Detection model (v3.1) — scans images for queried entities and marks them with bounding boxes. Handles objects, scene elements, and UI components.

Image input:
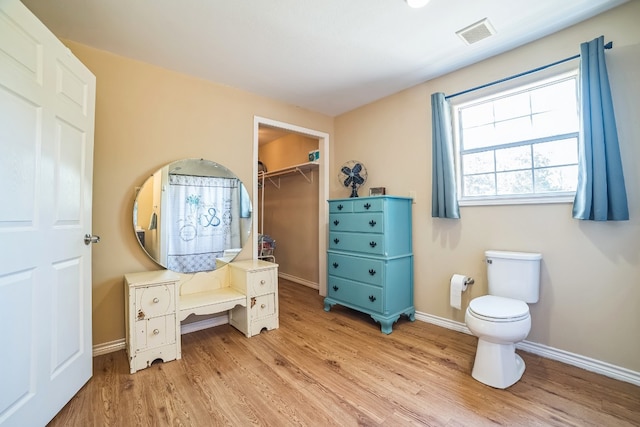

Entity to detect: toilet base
[471,339,526,389]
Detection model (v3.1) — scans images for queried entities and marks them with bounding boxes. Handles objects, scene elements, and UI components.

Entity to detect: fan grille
[338,160,367,198]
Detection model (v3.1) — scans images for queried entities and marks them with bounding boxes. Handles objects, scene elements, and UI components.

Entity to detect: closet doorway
[253,117,329,296]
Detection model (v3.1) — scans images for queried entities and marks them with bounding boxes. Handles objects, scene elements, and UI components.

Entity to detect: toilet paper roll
[450,274,468,310]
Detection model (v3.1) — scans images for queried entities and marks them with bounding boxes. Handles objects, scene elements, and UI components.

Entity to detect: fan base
[350,183,359,198]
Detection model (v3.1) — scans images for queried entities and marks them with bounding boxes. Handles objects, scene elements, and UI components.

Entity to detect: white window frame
[451,69,580,206]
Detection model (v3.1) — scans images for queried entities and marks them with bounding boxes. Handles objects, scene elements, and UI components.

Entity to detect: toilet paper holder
[465,277,475,285]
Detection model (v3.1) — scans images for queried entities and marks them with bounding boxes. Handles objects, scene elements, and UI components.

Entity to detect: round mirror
[133,158,252,273]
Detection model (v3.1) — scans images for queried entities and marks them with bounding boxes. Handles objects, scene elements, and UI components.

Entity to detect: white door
[0,1,96,426]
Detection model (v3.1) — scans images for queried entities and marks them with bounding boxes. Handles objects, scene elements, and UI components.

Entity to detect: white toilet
[465,250,542,389]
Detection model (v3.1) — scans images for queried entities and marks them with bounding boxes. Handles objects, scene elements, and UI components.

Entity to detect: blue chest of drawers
[324,196,415,334]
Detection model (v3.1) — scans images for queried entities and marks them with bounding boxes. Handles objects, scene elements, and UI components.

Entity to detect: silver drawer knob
[260,279,266,285]
[153,297,159,303]
[153,329,159,335]
[261,304,266,309]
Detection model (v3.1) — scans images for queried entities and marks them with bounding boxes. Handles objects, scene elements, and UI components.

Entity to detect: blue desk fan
[338,160,367,198]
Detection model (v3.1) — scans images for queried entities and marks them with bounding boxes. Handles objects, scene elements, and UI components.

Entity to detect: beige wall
[259,135,320,284]
[65,41,333,346]
[334,1,640,372]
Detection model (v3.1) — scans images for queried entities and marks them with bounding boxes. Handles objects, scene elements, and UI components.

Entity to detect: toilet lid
[468,295,529,322]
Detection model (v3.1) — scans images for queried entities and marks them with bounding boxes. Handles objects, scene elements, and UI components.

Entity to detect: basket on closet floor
[258,234,276,260]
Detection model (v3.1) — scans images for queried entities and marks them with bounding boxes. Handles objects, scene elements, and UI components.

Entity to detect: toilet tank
[485,250,542,303]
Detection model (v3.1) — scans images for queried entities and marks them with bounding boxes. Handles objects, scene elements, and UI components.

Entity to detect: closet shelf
[259,161,318,188]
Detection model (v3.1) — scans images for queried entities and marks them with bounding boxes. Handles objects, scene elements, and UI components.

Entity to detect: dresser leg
[323,299,336,312]
[405,309,416,322]
[372,315,400,334]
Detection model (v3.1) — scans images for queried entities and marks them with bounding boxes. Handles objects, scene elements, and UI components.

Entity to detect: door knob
[84,234,101,245]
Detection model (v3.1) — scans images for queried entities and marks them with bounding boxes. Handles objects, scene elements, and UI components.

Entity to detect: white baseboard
[278,272,318,290]
[93,338,125,356]
[91,315,229,357]
[415,310,640,387]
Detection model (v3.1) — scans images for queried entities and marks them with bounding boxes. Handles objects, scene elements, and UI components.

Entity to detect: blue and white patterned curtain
[167,175,242,272]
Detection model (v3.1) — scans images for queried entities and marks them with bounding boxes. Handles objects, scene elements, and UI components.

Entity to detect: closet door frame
[253,116,329,296]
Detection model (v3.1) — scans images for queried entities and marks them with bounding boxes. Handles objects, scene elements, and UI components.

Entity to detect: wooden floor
[49,279,639,426]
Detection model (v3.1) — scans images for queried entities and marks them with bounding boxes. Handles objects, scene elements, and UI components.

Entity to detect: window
[453,71,579,205]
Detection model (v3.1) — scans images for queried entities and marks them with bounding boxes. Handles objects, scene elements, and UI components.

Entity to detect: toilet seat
[468,295,529,322]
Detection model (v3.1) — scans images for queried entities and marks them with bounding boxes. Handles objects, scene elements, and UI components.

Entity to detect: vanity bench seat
[178,260,279,336]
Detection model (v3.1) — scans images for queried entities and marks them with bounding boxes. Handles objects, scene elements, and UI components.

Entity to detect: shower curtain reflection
[167,174,242,273]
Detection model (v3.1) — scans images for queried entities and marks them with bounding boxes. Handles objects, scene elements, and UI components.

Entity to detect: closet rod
[444,41,613,100]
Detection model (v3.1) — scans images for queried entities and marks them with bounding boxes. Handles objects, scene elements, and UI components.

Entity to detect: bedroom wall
[64,41,333,346]
[334,1,640,373]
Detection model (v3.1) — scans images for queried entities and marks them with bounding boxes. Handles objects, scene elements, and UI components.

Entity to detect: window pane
[461,124,496,150]
[460,103,494,128]
[463,151,494,174]
[534,165,578,192]
[493,92,530,121]
[495,145,531,172]
[531,80,576,114]
[531,110,578,137]
[533,138,578,167]
[464,173,495,196]
[497,170,533,194]
[494,116,532,144]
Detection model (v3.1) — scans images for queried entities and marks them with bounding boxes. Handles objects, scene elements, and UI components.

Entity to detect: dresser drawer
[247,270,276,296]
[327,277,383,313]
[328,252,384,286]
[329,232,385,255]
[135,314,176,352]
[135,284,175,320]
[353,198,383,212]
[329,200,353,213]
[329,212,383,233]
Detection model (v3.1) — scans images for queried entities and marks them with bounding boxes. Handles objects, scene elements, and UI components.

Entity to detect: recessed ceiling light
[405,0,430,8]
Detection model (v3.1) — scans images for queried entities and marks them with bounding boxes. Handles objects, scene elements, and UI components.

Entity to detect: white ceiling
[22,0,627,117]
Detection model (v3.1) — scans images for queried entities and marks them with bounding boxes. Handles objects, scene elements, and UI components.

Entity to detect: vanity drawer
[328,252,384,286]
[247,270,276,296]
[135,284,175,319]
[135,314,176,352]
[250,294,276,320]
[329,232,385,256]
[327,277,383,313]
[329,213,384,233]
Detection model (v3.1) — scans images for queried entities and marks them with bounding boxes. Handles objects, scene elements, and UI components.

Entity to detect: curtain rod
[445,41,613,100]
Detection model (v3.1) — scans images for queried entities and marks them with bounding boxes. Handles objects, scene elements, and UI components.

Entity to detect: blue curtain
[431,92,460,219]
[572,36,629,221]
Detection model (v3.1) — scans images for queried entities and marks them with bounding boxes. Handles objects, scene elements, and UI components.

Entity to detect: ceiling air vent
[456,18,496,45]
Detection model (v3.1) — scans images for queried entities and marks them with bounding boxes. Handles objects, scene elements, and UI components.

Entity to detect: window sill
[459,193,575,207]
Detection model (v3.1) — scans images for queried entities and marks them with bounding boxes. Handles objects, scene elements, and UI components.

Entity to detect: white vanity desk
[125,259,278,373]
